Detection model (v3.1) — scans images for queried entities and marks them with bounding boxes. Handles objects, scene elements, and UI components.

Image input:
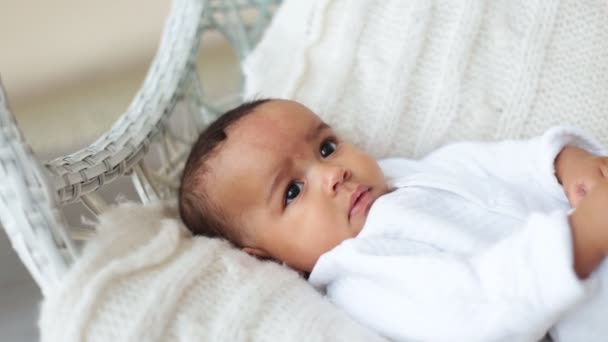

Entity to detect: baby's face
[206,100,388,272]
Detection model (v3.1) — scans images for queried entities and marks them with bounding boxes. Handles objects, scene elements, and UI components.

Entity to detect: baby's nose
[324,165,351,193]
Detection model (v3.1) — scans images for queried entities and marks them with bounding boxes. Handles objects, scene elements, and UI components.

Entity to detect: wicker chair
[0,0,280,296]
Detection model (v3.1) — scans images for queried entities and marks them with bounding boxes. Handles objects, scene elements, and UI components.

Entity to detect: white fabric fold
[309,127,607,342]
[245,0,608,159]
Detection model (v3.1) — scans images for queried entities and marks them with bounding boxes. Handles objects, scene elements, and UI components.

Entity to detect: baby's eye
[320,139,337,158]
[284,181,303,206]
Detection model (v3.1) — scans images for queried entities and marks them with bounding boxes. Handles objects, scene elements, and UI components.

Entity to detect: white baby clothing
[308,126,608,342]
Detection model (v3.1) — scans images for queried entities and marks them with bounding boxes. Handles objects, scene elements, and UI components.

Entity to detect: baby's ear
[242,247,271,258]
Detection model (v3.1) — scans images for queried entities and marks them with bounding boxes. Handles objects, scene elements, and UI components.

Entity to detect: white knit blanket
[39,203,386,342]
[244,0,608,159]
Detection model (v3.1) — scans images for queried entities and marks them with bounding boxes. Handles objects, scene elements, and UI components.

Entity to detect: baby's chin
[351,224,365,238]
[350,204,373,237]
[352,186,388,236]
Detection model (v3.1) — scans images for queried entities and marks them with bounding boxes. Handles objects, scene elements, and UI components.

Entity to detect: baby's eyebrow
[265,121,329,205]
[305,121,330,142]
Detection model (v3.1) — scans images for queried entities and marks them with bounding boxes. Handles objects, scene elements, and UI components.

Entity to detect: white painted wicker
[0,81,73,292]
[0,0,279,295]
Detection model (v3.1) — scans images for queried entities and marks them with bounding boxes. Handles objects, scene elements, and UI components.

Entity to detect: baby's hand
[569,180,608,278]
[555,146,608,208]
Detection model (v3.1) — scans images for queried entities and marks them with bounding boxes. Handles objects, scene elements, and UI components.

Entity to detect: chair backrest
[0,0,280,295]
[0,79,73,293]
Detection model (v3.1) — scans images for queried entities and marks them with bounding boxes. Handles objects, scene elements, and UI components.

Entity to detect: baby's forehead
[228,101,324,149]
[203,105,312,207]
[207,101,327,182]
[204,101,334,215]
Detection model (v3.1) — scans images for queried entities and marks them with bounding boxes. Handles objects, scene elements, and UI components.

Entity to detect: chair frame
[0,0,279,295]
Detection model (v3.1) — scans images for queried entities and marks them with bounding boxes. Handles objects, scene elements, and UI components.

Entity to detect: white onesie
[309,126,608,342]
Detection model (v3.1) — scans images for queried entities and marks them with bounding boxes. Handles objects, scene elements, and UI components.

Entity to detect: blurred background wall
[0,1,239,340]
[1,1,171,156]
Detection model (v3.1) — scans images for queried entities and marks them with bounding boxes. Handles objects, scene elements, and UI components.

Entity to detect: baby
[179,99,608,342]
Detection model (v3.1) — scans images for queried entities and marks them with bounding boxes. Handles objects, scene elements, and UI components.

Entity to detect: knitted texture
[38,203,387,342]
[244,0,608,159]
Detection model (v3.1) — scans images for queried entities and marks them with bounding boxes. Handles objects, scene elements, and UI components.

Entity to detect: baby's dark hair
[178,98,272,245]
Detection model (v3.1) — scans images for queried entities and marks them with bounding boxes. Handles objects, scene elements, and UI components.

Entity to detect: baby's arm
[567,180,608,278]
[552,143,608,275]
[421,126,607,206]
[420,127,608,277]
[313,211,588,341]
[314,193,608,341]
[549,180,608,342]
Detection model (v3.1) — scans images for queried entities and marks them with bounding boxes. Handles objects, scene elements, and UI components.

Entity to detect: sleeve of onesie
[418,126,607,204]
[309,211,594,342]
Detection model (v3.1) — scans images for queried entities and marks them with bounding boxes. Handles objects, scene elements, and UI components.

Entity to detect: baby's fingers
[600,157,608,179]
[578,157,608,199]
[569,170,605,208]
[576,180,608,213]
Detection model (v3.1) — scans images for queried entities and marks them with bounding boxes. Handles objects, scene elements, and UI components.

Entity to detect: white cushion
[244,0,608,159]
[39,203,387,341]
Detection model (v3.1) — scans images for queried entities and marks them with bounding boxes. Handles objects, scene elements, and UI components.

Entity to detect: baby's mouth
[349,185,373,219]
